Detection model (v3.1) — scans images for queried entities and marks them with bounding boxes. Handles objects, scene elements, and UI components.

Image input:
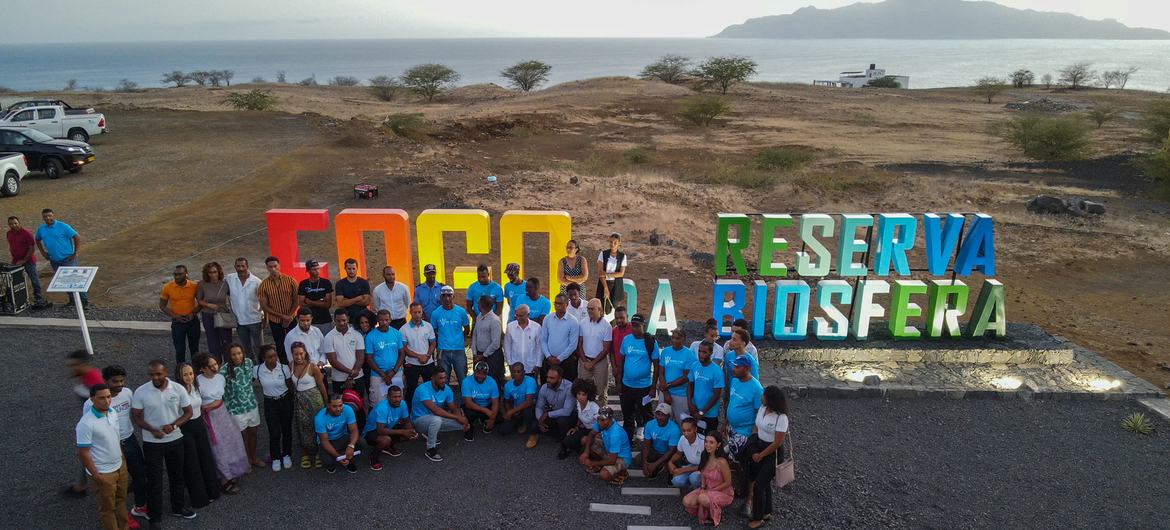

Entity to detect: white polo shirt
[677,433,706,466]
[400,319,437,366]
[227,272,264,326]
[83,388,134,441]
[131,380,191,444]
[373,281,412,320]
[285,324,326,365]
[254,363,292,398]
[579,317,614,360]
[324,327,365,382]
[76,408,123,474]
[566,300,589,324]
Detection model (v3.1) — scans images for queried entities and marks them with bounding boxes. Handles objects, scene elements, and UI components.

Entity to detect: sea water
[1,38,1168,92]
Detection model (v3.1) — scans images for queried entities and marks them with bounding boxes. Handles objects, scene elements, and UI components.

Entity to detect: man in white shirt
[324,309,367,398]
[400,301,438,407]
[285,308,326,366]
[131,360,197,524]
[565,283,589,323]
[373,265,412,329]
[228,257,264,359]
[577,298,613,405]
[504,304,543,378]
[77,383,129,530]
[82,365,147,516]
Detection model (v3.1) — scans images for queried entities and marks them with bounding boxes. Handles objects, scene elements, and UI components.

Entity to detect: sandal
[300,456,311,469]
[314,456,323,468]
[608,471,629,486]
[746,520,765,529]
[223,482,241,495]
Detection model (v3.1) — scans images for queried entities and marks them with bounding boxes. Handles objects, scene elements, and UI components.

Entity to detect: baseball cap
[654,402,672,416]
[424,264,437,274]
[305,259,320,269]
[730,355,754,368]
[440,285,455,295]
[597,406,614,419]
[630,313,646,325]
[474,361,489,372]
[505,263,520,274]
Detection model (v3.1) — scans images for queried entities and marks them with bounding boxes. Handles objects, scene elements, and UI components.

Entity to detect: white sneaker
[271,460,281,472]
[282,456,293,469]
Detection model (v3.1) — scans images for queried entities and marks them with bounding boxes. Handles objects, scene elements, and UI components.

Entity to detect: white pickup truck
[0,153,29,197]
[0,105,107,143]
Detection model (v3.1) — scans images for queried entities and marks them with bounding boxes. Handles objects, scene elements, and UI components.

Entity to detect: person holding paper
[614,313,659,441]
[314,394,360,474]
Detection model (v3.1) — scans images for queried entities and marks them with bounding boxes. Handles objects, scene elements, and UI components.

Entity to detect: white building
[814,64,910,89]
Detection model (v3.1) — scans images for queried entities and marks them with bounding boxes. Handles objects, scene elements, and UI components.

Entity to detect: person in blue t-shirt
[579,406,633,484]
[411,370,469,462]
[365,310,406,407]
[430,286,471,387]
[414,263,445,321]
[615,314,659,440]
[516,277,552,324]
[465,264,505,317]
[460,362,500,440]
[498,362,538,437]
[35,208,88,306]
[362,386,416,470]
[723,355,764,454]
[314,394,360,473]
[657,328,697,423]
[639,402,681,478]
[687,340,725,434]
[723,328,761,382]
[502,263,527,322]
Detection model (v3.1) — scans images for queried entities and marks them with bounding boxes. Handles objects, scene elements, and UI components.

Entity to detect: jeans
[672,470,702,490]
[21,262,45,303]
[120,436,148,508]
[439,349,468,384]
[199,312,231,361]
[170,318,201,364]
[235,323,262,360]
[264,393,294,460]
[50,257,87,304]
[403,363,438,408]
[269,321,291,362]
[92,463,129,530]
[414,414,464,449]
[142,439,187,522]
[619,384,652,441]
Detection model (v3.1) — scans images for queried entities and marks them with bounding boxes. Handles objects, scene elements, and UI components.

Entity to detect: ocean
[1,38,1169,92]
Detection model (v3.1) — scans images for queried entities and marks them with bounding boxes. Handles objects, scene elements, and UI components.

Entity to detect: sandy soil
[5,78,1169,391]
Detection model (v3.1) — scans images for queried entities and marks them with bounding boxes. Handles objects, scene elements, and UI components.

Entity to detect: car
[0,127,95,179]
[0,152,29,197]
[0,105,108,143]
[1,99,95,115]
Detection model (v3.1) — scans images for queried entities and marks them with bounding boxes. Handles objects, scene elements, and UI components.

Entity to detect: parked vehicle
[0,105,107,143]
[1,99,95,115]
[0,127,95,179]
[0,152,29,197]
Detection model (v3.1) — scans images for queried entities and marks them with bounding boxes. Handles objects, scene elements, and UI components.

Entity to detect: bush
[867,76,902,89]
[1010,69,1034,88]
[1085,104,1120,129]
[0,86,16,94]
[501,60,552,92]
[383,113,428,139]
[276,71,287,83]
[368,76,401,101]
[973,76,1007,103]
[1058,62,1096,89]
[755,147,815,171]
[401,64,460,102]
[1041,73,1053,89]
[640,55,692,84]
[691,56,757,94]
[1141,100,1170,143]
[329,76,361,87]
[297,74,318,86]
[996,114,1092,161]
[114,79,140,93]
[251,77,267,84]
[63,79,78,91]
[1142,132,1170,182]
[678,96,730,126]
[622,148,652,164]
[222,89,277,111]
[161,71,188,87]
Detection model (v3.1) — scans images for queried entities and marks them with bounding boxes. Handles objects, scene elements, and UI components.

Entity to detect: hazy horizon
[2,0,1168,44]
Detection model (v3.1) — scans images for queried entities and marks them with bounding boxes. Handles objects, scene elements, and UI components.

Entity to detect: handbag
[213,283,237,328]
[774,433,795,489]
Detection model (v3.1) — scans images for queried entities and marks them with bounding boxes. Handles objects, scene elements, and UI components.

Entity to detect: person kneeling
[578,407,632,485]
[559,379,599,460]
[460,362,500,441]
[498,362,538,439]
[668,418,705,492]
[314,394,361,474]
[362,386,417,471]
[639,402,681,479]
[411,370,469,462]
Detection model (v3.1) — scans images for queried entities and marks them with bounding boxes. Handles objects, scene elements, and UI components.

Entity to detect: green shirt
[221,358,258,415]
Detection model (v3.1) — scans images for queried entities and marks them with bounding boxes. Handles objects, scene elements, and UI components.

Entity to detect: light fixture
[991,376,1023,390]
[1088,378,1121,391]
[845,369,882,383]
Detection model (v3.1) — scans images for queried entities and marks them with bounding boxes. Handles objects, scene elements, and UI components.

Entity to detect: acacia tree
[1010,69,1035,89]
[161,71,189,87]
[1059,62,1096,90]
[639,55,692,84]
[974,76,1007,103]
[401,64,461,102]
[221,70,235,86]
[207,70,224,87]
[368,76,401,101]
[692,56,757,94]
[501,60,552,92]
[187,71,209,86]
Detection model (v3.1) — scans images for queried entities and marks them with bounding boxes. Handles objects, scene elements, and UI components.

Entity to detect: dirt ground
[4,79,1169,392]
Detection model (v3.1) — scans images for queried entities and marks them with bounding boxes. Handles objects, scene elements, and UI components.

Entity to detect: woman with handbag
[737,385,789,528]
[194,354,247,493]
[196,262,233,361]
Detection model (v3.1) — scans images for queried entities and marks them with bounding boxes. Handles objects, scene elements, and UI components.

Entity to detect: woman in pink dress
[683,431,735,526]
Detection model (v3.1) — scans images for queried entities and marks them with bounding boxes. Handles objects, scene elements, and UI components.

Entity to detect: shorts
[231,407,262,430]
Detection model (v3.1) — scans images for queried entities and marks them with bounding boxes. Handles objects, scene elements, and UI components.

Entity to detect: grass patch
[674,160,778,189]
[791,171,896,194]
[383,113,429,140]
[623,147,652,164]
[755,146,816,171]
[576,152,621,177]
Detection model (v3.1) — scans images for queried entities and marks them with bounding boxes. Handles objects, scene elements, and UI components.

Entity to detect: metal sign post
[46,266,99,355]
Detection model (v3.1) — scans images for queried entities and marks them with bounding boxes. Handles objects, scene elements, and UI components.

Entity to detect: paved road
[3,328,1169,529]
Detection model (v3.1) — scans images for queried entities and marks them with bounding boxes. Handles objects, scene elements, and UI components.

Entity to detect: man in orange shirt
[160,265,200,364]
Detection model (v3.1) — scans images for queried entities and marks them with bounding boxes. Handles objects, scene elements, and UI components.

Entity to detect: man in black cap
[460,361,500,440]
[414,263,444,321]
[297,259,334,335]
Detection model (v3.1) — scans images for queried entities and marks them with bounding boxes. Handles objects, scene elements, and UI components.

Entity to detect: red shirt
[6,228,36,264]
[611,323,633,366]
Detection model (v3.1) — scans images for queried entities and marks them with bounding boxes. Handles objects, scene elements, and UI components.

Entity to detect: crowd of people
[70,232,790,529]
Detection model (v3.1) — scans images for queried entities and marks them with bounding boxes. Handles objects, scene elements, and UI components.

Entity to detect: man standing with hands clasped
[430,285,470,387]
[160,265,200,365]
[259,256,299,357]
[131,360,197,526]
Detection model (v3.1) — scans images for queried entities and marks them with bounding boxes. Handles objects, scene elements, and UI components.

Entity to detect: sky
[2,0,1167,43]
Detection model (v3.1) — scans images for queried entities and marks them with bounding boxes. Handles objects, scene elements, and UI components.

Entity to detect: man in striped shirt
[259,256,299,353]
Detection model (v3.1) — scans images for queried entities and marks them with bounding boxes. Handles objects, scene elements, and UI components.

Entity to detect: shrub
[63,79,78,91]
[640,55,692,84]
[995,114,1092,161]
[501,60,552,92]
[161,71,188,87]
[622,148,652,164]
[678,96,730,126]
[1058,62,1096,90]
[1085,105,1121,129]
[755,147,815,171]
[691,56,757,94]
[276,70,287,83]
[1141,100,1170,143]
[368,76,401,101]
[1041,73,1053,89]
[973,76,1007,103]
[250,77,267,84]
[1142,132,1170,182]
[383,113,428,139]
[1120,412,1154,435]
[867,76,902,89]
[1010,69,1034,89]
[297,74,318,86]
[329,76,361,87]
[687,161,777,189]
[114,79,140,93]
[401,64,460,102]
[0,86,15,94]
[222,89,277,111]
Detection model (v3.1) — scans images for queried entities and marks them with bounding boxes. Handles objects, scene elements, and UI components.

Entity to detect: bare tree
[1041,73,1053,89]
[207,70,224,87]
[114,79,140,93]
[328,76,361,86]
[276,70,287,83]
[187,71,210,86]
[1117,66,1139,89]
[63,79,78,91]
[973,76,1008,103]
[1010,69,1034,89]
[1058,62,1096,90]
[368,76,400,101]
[640,55,692,84]
[501,60,552,92]
[221,70,235,86]
[1100,71,1122,89]
[161,71,189,87]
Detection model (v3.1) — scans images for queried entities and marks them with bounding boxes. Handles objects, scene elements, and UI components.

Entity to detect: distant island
[713,0,1170,39]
